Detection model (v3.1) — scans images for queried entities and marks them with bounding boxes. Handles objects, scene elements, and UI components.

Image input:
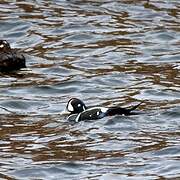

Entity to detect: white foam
[59,109,70,115]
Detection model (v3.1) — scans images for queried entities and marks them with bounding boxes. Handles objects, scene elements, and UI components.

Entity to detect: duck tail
[106,101,144,116]
[128,101,144,112]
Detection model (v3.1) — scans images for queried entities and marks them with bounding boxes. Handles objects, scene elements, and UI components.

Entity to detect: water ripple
[0,0,180,179]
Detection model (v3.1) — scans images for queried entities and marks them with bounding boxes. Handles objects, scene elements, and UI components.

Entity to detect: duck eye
[77,104,81,107]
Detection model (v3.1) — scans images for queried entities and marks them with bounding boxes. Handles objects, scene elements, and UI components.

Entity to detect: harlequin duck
[0,40,26,72]
[66,98,143,122]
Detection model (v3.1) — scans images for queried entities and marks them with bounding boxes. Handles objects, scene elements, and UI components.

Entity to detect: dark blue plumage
[66,98,143,122]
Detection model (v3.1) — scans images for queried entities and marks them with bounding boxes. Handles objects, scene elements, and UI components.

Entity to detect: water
[0,0,180,179]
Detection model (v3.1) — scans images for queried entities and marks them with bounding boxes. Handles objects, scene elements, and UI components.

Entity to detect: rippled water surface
[0,0,180,179]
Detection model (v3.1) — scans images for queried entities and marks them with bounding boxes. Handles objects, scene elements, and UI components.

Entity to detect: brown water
[0,0,180,179]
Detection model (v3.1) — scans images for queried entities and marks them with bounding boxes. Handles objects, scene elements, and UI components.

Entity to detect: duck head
[66,98,87,114]
[0,40,11,52]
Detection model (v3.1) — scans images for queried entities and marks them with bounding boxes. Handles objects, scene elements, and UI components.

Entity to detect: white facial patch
[67,100,74,112]
[78,103,81,107]
[0,44,4,48]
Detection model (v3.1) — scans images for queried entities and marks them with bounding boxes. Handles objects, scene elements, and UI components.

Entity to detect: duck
[66,98,143,122]
[0,40,26,72]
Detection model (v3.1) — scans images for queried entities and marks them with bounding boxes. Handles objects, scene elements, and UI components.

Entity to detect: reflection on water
[0,0,180,179]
